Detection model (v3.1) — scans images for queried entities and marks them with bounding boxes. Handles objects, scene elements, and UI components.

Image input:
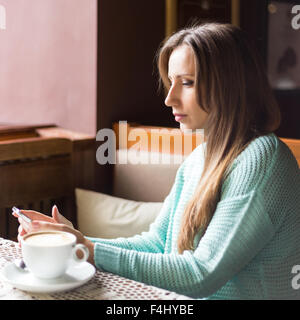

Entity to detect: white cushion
[75,188,163,239]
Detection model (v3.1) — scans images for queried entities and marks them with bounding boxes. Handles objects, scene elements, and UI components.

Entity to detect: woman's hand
[12,205,95,265]
[12,205,73,243]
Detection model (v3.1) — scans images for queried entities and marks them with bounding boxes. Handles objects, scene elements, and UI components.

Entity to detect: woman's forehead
[168,45,195,78]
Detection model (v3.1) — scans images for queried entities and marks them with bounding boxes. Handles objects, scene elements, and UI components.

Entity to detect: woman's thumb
[52,205,63,222]
[52,205,74,228]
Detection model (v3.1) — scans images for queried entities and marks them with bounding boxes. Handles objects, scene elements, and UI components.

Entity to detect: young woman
[14,23,300,299]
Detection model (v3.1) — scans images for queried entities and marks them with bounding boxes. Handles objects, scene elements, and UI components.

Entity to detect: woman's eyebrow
[168,73,195,79]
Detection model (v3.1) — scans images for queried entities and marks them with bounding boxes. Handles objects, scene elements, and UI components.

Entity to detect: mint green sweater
[88,134,300,299]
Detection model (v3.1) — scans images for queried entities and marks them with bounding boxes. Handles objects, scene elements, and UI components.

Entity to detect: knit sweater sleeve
[92,135,299,298]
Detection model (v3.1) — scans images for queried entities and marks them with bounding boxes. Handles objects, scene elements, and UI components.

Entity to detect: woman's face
[165,45,208,131]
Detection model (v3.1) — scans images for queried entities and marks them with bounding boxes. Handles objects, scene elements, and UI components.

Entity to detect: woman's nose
[164,85,178,108]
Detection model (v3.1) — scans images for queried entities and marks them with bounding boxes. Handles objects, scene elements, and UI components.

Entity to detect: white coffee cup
[21,231,89,279]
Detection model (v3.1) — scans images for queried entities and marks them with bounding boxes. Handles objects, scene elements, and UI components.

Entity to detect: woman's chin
[179,124,205,135]
[179,123,190,131]
[179,123,195,131]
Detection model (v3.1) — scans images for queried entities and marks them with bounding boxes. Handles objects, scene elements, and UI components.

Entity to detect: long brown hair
[157,23,281,254]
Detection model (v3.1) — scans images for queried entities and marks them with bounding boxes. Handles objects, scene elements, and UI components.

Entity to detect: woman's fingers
[31,220,70,233]
[17,216,32,233]
[18,224,26,236]
[12,206,79,249]
[12,209,54,236]
[20,210,54,223]
[17,233,22,247]
[17,224,28,247]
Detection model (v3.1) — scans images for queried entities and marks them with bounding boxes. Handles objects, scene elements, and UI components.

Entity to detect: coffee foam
[24,232,73,246]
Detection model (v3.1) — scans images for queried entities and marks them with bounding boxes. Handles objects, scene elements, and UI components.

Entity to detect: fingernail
[54,205,61,215]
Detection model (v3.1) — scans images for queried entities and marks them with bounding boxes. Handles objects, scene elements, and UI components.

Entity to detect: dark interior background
[96,0,300,193]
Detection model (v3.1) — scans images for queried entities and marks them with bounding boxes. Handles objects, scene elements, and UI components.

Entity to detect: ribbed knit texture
[87,133,300,299]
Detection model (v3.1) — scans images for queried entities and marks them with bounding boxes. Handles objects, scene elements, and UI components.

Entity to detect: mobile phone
[12,207,32,223]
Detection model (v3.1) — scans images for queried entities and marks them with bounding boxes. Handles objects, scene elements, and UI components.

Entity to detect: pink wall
[0,0,97,135]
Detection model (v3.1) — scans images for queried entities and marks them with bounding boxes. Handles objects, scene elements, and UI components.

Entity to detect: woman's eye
[182,80,194,86]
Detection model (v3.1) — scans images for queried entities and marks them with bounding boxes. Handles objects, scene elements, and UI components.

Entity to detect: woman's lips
[174,114,187,122]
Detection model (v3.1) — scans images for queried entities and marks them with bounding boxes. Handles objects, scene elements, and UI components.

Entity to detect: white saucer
[0,261,96,293]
